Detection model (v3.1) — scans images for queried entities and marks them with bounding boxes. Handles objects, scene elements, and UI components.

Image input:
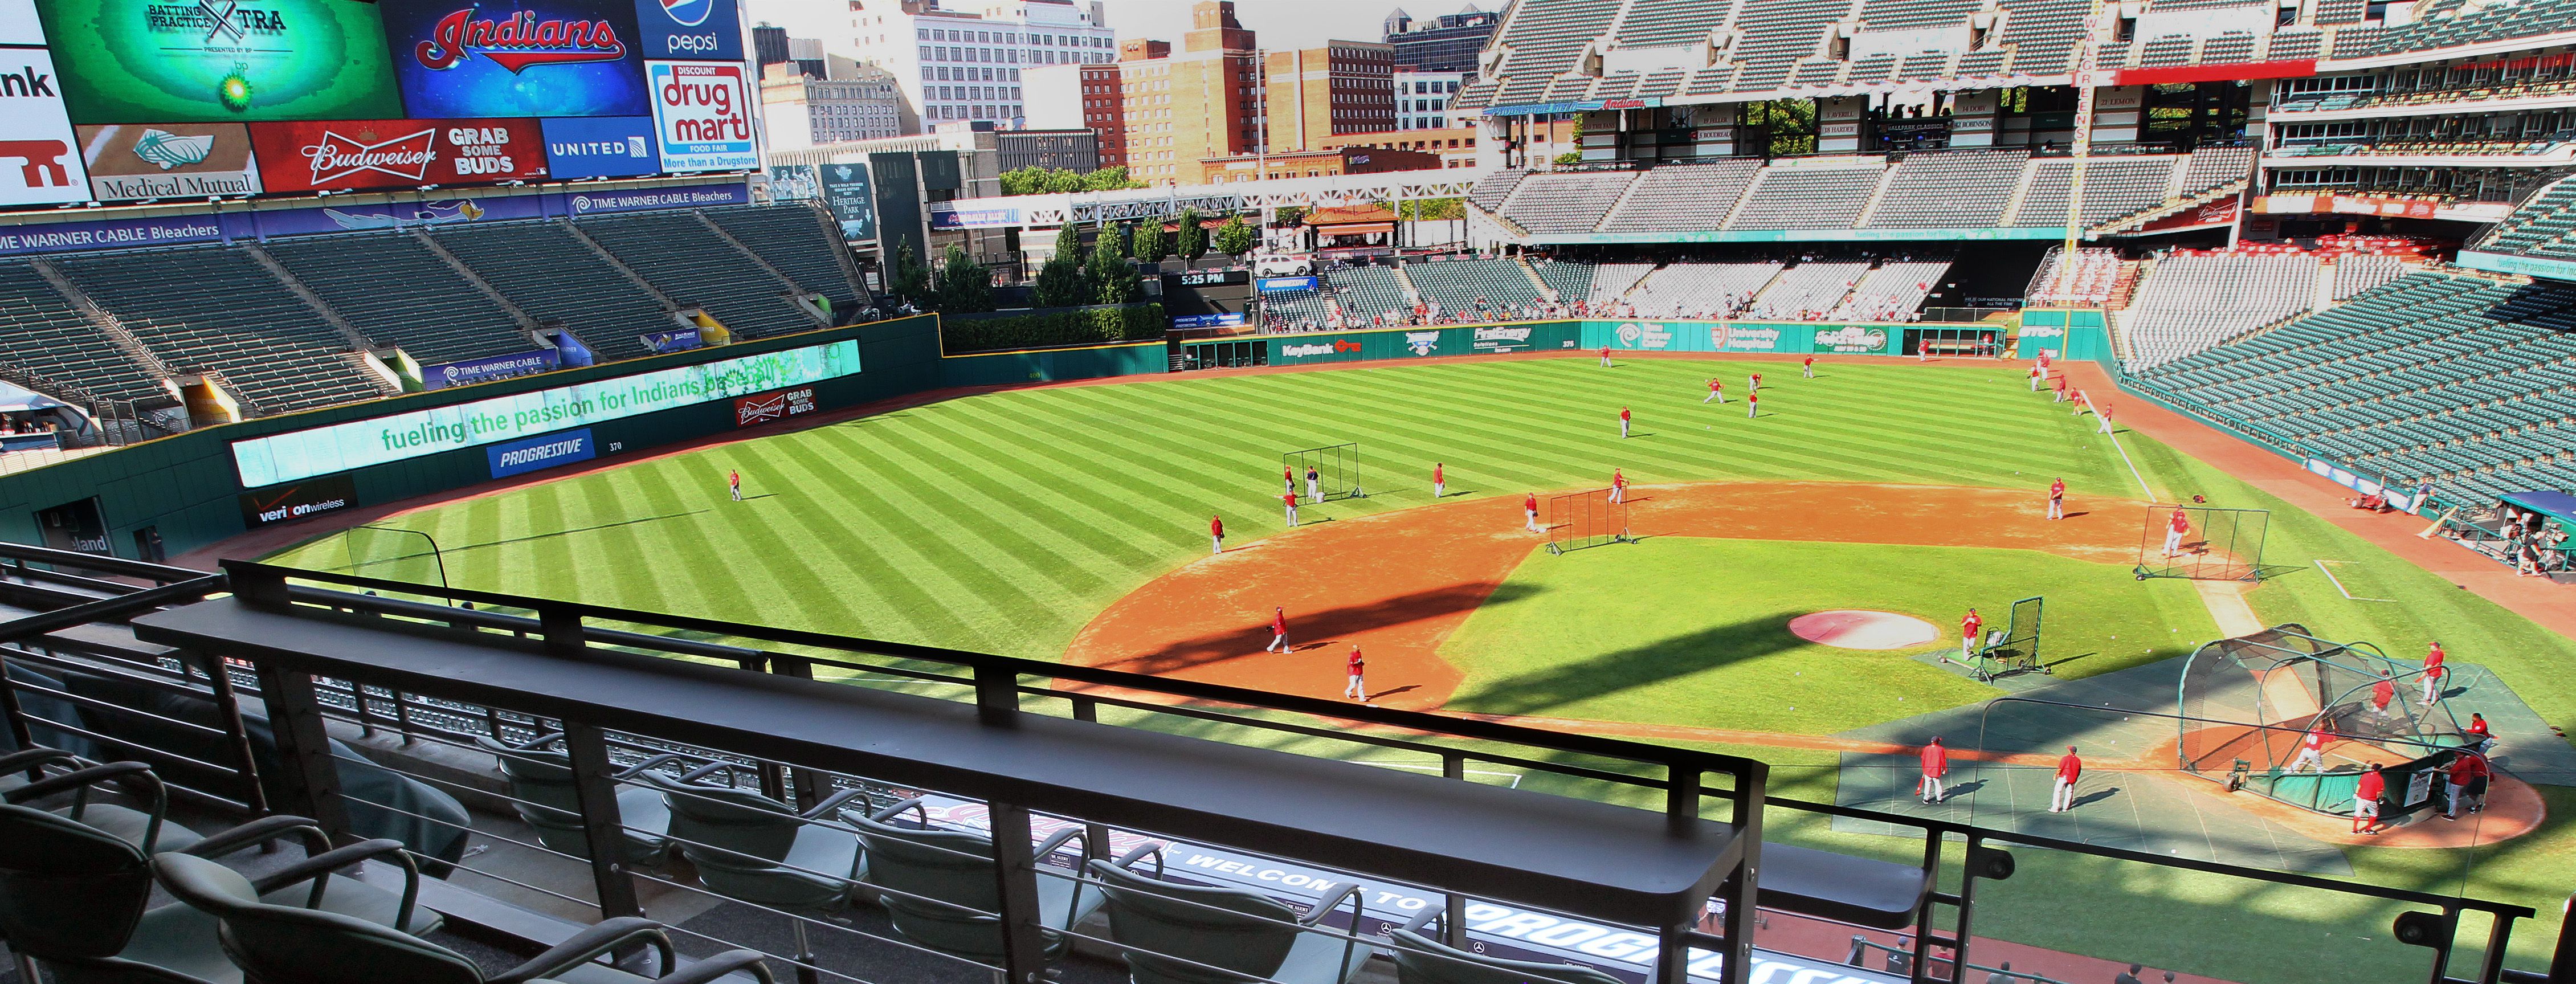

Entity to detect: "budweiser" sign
[248,119,546,192]
[415,9,630,72]
[733,387,817,428]
[301,127,438,185]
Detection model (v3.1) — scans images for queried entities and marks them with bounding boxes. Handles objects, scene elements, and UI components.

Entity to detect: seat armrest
[251,837,422,930]
[646,949,776,984]
[0,747,77,774]
[863,796,927,826]
[799,786,873,821]
[1302,883,1363,927]
[2,761,154,805]
[612,753,696,779]
[180,815,333,859]
[493,917,675,984]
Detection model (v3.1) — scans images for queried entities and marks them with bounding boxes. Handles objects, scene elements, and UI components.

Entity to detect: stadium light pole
[2053,0,2113,304]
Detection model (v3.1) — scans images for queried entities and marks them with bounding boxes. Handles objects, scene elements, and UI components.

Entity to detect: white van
[1254,254,1315,277]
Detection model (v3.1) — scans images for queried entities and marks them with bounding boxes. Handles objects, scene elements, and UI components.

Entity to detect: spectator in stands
[1985,962,2018,984]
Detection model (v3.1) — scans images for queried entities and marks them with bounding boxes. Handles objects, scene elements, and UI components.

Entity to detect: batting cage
[1283,443,1365,501]
[1945,595,2046,682]
[2134,503,2268,581]
[1546,488,1631,555]
[336,525,452,605]
[2175,624,2471,816]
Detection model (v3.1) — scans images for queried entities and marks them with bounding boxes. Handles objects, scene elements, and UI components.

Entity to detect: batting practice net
[336,525,452,606]
[1547,488,1632,554]
[1949,595,2046,681]
[2175,624,2470,815]
[1283,443,1364,501]
[2135,504,2268,581]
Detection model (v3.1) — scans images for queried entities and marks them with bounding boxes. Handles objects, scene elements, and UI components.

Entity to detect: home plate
[1789,610,1939,650]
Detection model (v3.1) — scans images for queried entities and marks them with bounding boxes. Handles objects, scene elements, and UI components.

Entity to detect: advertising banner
[35,496,111,553]
[76,123,263,201]
[1256,275,1317,292]
[0,212,224,254]
[631,0,737,60]
[248,117,546,192]
[2,0,45,44]
[0,47,91,206]
[817,160,875,240]
[1170,313,1244,329]
[423,348,561,389]
[378,0,649,118]
[646,59,754,171]
[928,203,1021,229]
[639,326,700,353]
[38,0,405,123]
[0,178,744,255]
[1468,322,1579,353]
[762,162,815,201]
[236,473,357,528]
[231,336,863,487]
[1811,324,1893,354]
[566,180,744,214]
[540,115,658,178]
[485,426,594,477]
[288,192,546,232]
[731,385,813,427]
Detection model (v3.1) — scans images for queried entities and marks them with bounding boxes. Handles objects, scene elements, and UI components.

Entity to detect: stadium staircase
[22,259,178,400]
[409,229,546,336]
[694,213,834,328]
[1516,256,1560,303]
[239,243,378,352]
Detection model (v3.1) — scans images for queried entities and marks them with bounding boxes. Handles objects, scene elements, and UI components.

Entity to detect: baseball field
[262,354,2576,983]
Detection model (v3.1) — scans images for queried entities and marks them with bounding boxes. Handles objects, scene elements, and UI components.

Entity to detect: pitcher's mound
[1790,610,1940,650]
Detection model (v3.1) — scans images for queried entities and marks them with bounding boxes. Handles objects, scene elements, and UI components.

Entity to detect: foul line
[2313,559,2395,602]
[2079,390,2154,499]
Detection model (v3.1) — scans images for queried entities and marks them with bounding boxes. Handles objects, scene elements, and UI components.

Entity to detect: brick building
[1263,42,1397,156]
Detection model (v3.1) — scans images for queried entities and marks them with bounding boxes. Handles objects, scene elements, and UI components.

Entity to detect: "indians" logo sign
[415,9,629,72]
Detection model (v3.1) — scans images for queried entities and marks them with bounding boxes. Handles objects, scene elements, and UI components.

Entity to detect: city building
[1382,5,1500,73]
[777,0,1118,130]
[1103,3,1265,185]
[1316,126,1480,168]
[1197,145,1439,183]
[1264,42,1398,156]
[1393,70,1463,130]
[762,62,911,149]
[996,129,1102,172]
[1022,61,1129,166]
[753,24,791,71]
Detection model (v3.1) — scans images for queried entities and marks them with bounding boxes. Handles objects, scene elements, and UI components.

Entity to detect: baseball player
[2444,752,2482,820]
[2051,745,2083,812]
[1345,646,1367,700]
[2072,389,2087,415]
[1306,466,1322,504]
[1704,378,1725,403]
[1750,371,1762,393]
[2422,661,2446,705]
[728,469,742,502]
[2162,507,2189,557]
[1524,492,1541,532]
[1610,468,1627,504]
[2467,712,2493,754]
[2353,763,2386,834]
[1619,406,1632,439]
[1432,462,1446,499]
[1210,514,1225,554]
[1960,609,1983,660]
[1599,345,1613,368]
[2052,375,2069,403]
[1802,356,1816,378]
[2371,672,2397,717]
[1282,491,1300,527]
[1920,736,1949,804]
[1284,466,1295,495]
[2097,402,2115,435]
[2029,365,2044,392]
[2291,724,2329,773]
[1265,607,1288,652]
[1746,390,1759,418]
[2047,478,2067,520]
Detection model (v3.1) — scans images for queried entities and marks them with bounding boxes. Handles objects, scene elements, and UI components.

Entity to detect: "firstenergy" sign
[230,340,862,487]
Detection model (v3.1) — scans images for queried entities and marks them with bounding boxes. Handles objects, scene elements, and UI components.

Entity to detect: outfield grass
[270,358,2132,656]
[1440,538,2218,733]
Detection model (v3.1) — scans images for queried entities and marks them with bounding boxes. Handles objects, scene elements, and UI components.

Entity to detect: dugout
[2175,624,2471,816]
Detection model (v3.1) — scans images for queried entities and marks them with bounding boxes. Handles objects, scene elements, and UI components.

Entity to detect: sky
[1096,0,1418,50]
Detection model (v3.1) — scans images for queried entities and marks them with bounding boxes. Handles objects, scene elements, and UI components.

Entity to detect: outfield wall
[1258,319,1969,363]
[938,341,1170,387]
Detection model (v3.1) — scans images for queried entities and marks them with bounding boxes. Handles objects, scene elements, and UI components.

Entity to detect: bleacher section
[2026,247,2127,306]
[1832,260,1952,320]
[2139,270,2576,503]
[1729,166,1884,230]
[2468,174,2576,265]
[1865,151,2029,228]
[2120,251,2324,369]
[1407,258,1545,317]
[1600,160,1762,232]
[1537,260,1654,309]
[703,206,865,307]
[1324,266,1413,323]
[1502,172,1639,234]
[2011,157,2183,227]
[261,235,530,365]
[1629,261,1784,318]
[579,213,814,339]
[2333,255,2410,299]
[429,222,679,362]
[0,263,167,406]
[1745,261,1869,319]
[54,248,390,415]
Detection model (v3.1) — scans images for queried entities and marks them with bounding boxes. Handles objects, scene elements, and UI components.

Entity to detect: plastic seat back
[1385,929,1626,984]
[152,853,477,984]
[850,815,1017,962]
[1089,859,1299,984]
[473,738,589,855]
[0,803,152,959]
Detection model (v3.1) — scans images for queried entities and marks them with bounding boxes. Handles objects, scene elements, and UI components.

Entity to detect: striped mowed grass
[267,357,2134,659]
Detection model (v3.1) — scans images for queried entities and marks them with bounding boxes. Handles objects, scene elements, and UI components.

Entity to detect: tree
[1175,207,1206,262]
[1000,165,1147,195]
[1034,228,1089,308]
[1114,221,1137,259]
[1081,166,1144,191]
[1553,149,1583,166]
[1272,205,1308,228]
[1214,215,1256,258]
[1132,217,1169,266]
[937,244,993,313]
[888,242,933,309]
[1087,232,1139,305]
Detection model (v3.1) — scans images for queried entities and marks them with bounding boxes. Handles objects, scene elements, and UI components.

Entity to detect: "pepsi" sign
[631,0,740,60]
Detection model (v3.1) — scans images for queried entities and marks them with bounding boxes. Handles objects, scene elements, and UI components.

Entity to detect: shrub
[942,303,1165,353]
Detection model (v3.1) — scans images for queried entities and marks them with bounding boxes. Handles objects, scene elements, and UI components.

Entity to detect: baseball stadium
[7,1,2576,984]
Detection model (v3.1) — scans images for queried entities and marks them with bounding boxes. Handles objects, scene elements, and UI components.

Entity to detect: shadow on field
[1095,581,1545,676]
[439,509,713,556]
[1451,614,1804,716]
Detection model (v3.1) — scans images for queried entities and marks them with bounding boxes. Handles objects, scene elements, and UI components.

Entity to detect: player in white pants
[1524,493,1541,532]
[1283,493,1299,527]
[1305,467,1322,504]
[2050,746,2081,812]
[2161,508,2188,557]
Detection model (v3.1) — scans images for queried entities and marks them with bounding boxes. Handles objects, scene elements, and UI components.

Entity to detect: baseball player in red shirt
[1802,356,1816,378]
[1283,466,1295,496]
[2029,365,2044,392]
[2162,507,2190,557]
[2051,746,2083,812]
[2422,662,2446,705]
[2467,712,2492,753]
[1746,390,1759,418]
[2291,724,2329,773]
[1344,646,1367,700]
[2047,478,2067,521]
[2096,401,2114,435]
[1210,514,1224,554]
[2371,672,2397,717]
[2353,763,2386,833]
[1599,345,1613,368]
[1920,736,1949,803]
[1610,468,1627,504]
[1524,492,1541,532]
[1282,491,1300,528]
[1265,607,1288,653]
[1959,609,1983,660]
[1619,406,1632,439]
[1432,462,1445,499]
[728,469,742,502]
[2052,375,2069,403]
[1704,377,1725,403]
[2444,752,2483,820]
[1749,371,1762,393]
